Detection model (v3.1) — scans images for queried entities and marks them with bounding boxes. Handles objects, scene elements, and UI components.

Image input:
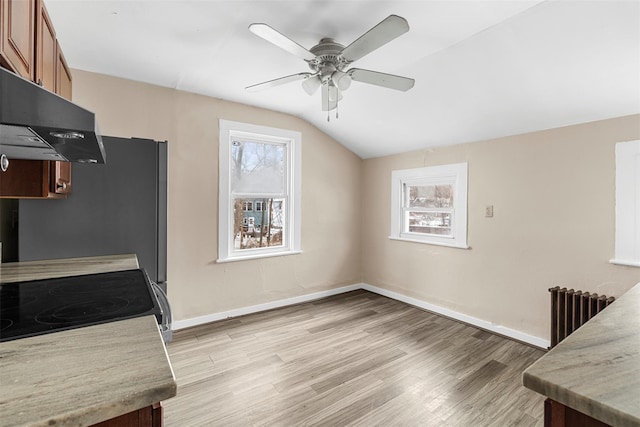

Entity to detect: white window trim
[610,140,640,267]
[218,120,302,262]
[390,163,469,249]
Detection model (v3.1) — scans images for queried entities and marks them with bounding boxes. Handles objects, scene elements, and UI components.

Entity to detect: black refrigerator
[18,136,170,340]
[18,136,168,291]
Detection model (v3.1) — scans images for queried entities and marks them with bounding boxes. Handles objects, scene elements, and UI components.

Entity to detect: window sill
[609,258,640,268]
[388,236,470,249]
[217,250,303,263]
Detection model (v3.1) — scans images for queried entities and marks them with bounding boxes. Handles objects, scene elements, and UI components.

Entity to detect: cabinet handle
[0,154,8,172]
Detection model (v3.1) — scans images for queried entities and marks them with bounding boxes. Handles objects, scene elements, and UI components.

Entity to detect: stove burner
[35,297,131,325]
[0,318,13,332]
[0,294,38,306]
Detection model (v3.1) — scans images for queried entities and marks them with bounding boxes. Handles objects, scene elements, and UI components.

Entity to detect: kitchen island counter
[0,255,176,427]
[0,315,176,427]
[523,282,640,427]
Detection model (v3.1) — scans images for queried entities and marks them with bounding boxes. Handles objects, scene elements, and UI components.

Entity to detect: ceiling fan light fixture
[328,83,340,102]
[332,71,352,91]
[321,83,338,112]
[302,75,321,95]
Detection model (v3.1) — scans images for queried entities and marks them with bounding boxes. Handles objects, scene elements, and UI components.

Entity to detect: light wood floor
[163,290,545,426]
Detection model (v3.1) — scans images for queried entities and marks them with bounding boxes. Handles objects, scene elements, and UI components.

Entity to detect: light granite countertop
[523,282,640,427]
[0,255,177,427]
[0,253,140,283]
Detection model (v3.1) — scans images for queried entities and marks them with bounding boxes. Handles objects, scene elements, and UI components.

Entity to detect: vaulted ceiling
[46,0,640,159]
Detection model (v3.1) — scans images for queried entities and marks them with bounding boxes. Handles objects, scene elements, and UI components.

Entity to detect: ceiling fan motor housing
[308,38,351,77]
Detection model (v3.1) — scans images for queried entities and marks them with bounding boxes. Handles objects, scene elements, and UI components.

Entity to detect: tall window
[218,120,301,262]
[390,163,468,248]
[611,140,640,267]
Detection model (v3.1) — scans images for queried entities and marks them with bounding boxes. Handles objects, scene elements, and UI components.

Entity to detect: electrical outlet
[485,205,494,217]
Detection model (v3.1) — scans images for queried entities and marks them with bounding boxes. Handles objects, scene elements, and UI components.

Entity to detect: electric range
[0,269,161,342]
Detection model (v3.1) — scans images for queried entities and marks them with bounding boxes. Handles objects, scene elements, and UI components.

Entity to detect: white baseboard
[172,284,361,331]
[172,282,549,350]
[360,283,549,349]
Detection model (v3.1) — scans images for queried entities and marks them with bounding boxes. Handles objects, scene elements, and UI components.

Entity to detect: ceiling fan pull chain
[326,86,330,122]
[336,98,339,120]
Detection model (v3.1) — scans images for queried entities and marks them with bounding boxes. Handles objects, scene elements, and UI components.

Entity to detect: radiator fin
[549,286,614,349]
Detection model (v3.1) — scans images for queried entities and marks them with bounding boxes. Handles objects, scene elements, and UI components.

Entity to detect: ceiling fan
[246,15,415,120]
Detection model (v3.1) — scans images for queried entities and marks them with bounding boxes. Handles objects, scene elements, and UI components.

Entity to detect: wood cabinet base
[90,403,162,427]
[544,399,610,427]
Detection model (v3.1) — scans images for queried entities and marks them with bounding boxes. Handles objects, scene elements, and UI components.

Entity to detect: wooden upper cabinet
[56,39,71,99]
[0,0,73,198]
[35,0,55,90]
[53,40,72,195]
[0,0,35,80]
[0,160,49,197]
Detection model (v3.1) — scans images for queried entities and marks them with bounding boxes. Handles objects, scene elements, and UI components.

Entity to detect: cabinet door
[35,0,71,197]
[35,0,55,89]
[52,40,72,195]
[36,0,71,197]
[0,160,48,198]
[55,39,71,98]
[89,405,159,427]
[544,399,611,427]
[0,0,35,80]
[50,161,71,194]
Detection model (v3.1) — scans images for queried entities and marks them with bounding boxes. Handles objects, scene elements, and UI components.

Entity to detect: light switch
[485,205,494,217]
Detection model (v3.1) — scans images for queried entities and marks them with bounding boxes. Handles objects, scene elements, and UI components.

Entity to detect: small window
[390,163,468,248]
[218,120,301,262]
[611,140,640,267]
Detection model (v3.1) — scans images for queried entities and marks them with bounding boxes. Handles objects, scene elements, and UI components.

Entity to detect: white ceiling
[45,0,640,159]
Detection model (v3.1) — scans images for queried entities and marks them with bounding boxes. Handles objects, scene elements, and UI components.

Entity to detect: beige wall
[71,70,363,322]
[361,115,640,340]
[71,69,639,342]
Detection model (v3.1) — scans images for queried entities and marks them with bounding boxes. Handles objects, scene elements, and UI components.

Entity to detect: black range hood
[0,67,106,164]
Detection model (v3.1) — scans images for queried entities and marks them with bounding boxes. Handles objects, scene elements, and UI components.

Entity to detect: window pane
[407,211,452,236]
[233,198,285,250]
[407,184,454,208]
[231,141,285,195]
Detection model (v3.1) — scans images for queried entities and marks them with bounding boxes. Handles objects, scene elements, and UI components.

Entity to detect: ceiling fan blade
[341,15,409,62]
[349,68,415,92]
[302,74,322,95]
[245,72,312,92]
[249,23,316,61]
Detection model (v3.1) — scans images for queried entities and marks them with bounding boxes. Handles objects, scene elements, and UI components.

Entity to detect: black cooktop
[0,269,161,342]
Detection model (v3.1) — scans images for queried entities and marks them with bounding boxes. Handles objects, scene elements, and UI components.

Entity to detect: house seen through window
[218,120,301,262]
[232,139,286,250]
